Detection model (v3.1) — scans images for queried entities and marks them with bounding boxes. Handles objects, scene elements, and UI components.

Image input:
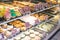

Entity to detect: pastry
[1,24,7,29]
[20,27,26,31]
[20,33,25,38]
[30,34,35,38]
[24,31,30,35]
[46,0,57,4]
[23,36,30,40]
[34,31,39,36]
[35,36,41,40]
[29,30,34,34]
[5,31,12,38]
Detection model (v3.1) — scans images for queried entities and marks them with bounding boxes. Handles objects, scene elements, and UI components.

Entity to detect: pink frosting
[4,8,11,19]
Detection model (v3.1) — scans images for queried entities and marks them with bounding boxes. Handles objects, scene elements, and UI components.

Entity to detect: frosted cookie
[30,34,35,38]
[34,31,39,36]
[29,30,34,34]
[20,27,26,31]
[14,36,21,40]
[39,34,43,38]
[31,38,36,40]
[24,31,30,35]
[20,33,25,38]
[5,31,12,38]
[23,36,30,40]
[35,36,41,40]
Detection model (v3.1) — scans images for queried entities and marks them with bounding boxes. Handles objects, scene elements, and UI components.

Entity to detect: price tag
[18,8,25,15]
[25,22,30,28]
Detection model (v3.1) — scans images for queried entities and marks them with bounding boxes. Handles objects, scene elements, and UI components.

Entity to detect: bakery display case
[0,0,60,40]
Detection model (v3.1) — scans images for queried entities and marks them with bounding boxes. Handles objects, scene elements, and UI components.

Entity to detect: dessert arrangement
[0,14,59,40]
[42,7,59,15]
[36,22,54,32]
[8,19,32,31]
[0,19,32,40]
[0,24,20,40]
[46,0,58,4]
[20,15,40,25]
[20,12,53,26]
[0,1,54,22]
[0,0,59,40]
[30,13,52,21]
[0,4,21,21]
[12,1,50,11]
[14,29,45,40]
[35,15,59,32]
